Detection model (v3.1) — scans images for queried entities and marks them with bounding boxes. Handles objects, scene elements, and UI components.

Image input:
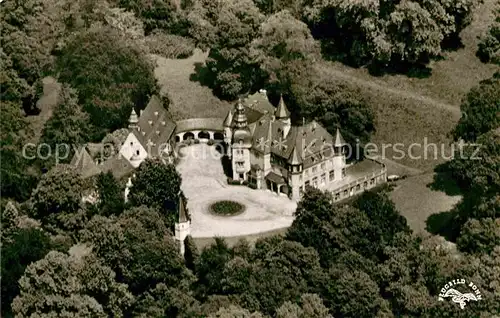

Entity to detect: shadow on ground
[427,163,463,196]
[426,210,460,241]
[220,155,232,178]
[189,62,215,88]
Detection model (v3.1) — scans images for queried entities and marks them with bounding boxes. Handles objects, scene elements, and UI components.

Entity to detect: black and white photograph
[0,0,498,316]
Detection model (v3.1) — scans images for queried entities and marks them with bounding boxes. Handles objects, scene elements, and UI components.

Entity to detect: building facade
[224,90,387,201]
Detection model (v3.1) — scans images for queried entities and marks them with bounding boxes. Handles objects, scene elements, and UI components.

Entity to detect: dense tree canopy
[477,3,500,65]
[11,246,134,317]
[95,171,126,217]
[189,0,266,99]
[55,28,158,139]
[251,10,320,84]
[80,206,191,296]
[30,165,85,224]
[1,228,52,317]
[452,76,500,142]
[303,0,478,68]
[39,84,90,169]
[128,159,185,228]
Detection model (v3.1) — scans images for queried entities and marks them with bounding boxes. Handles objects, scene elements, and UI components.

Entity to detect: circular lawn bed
[209,200,245,216]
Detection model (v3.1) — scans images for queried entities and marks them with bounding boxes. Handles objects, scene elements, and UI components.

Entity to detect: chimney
[148,120,153,125]
[154,111,158,116]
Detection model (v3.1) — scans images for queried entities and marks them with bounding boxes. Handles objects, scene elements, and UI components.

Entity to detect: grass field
[152,50,232,120]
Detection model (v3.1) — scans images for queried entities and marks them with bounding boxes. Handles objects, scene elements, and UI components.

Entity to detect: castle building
[223,90,387,201]
[70,95,177,180]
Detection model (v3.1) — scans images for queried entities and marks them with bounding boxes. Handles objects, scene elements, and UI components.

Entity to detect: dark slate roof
[101,153,135,180]
[175,118,224,133]
[70,147,101,179]
[248,116,341,169]
[266,171,286,184]
[275,95,290,119]
[346,159,385,179]
[178,196,187,223]
[244,91,275,114]
[135,95,176,151]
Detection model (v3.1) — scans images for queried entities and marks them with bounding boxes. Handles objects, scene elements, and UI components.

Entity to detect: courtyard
[176,143,296,238]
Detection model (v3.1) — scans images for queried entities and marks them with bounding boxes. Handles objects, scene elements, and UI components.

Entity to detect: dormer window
[154,111,158,116]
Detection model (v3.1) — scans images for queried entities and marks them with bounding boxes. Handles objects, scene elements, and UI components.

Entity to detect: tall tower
[223,109,234,158]
[275,94,291,137]
[231,99,252,181]
[288,146,303,200]
[174,195,190,256]
[128,108,139,129]
[332,128,348,181]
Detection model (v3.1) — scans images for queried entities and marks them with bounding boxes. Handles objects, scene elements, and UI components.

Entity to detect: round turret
[233,128,252,147]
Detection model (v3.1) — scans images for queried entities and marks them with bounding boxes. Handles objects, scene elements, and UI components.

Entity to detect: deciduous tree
[1,228,52,317]
[55,28,158,139]
[31,164,85,223]
[11,246,134,317]
[128,158,185,228]
[452,76,500,142]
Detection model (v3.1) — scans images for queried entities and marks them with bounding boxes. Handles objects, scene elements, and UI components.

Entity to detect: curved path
[318,63,461,117]
[177,144,296,238]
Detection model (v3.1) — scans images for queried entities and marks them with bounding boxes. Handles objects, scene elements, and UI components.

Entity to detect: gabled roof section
[136,95,176,150]
[101,153,135,180]
[70,146,101,178]
[244,90,275,114]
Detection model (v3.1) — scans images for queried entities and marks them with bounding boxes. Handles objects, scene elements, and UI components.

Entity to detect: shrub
[248,183,257,189]
[207,140,215,146]
[209,200,245,216]
[194,139,201,144]
[145,32,195,59]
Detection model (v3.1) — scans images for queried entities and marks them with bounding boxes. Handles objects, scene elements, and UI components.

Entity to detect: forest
[1,0,499,317]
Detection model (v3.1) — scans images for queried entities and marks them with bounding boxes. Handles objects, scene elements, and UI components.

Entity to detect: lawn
[152,50,232,120]
[389,173,462,234]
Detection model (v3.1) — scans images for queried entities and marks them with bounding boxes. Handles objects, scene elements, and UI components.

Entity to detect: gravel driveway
[176,144,296,238]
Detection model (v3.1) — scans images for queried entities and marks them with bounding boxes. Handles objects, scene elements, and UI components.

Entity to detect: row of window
[333,178,376,200]
[301,168,346,186]
[304,159,343,177]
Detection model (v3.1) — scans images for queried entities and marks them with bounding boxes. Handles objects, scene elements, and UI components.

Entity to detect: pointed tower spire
[275,94,290,119]
[223,108,234,127]
[178,195,187,223]
[128,108,139,129]
[333,128,348,147]
[288,146,302,165]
